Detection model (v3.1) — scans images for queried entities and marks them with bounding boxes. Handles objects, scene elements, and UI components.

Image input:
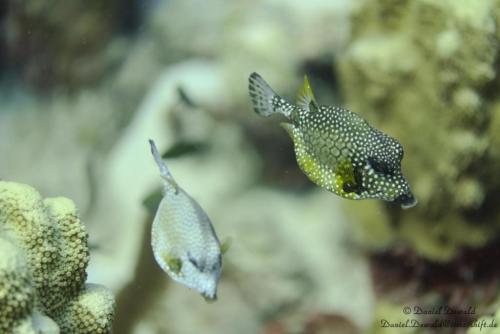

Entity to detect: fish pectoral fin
[296,75,318,112]
[165,255,183,274]
[342,181,359,194]
[338,160,364,195]
[220,237,232,255]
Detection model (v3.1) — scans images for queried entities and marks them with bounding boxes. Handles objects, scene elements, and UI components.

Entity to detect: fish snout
[202,291,218,302]
[394,192,417,209]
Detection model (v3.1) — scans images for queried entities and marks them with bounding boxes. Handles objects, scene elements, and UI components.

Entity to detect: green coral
[0,181,115,333]
[0,236,35,333]
[339,0,500,261]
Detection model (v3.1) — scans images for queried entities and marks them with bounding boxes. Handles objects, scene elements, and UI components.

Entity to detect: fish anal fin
[296,75,318,112]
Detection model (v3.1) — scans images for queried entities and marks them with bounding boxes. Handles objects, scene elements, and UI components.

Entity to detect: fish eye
[188,253,206,271]
[209,254,222,272]
[188,256,198,267]
[211,261,220,272]
[368,157,391,174]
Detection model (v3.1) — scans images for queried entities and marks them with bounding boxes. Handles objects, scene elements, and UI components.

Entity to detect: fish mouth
[394,192,417,209]
[202,292,217,302]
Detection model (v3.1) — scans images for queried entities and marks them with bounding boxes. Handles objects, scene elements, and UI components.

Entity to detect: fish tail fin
[248,72,294,117]
[149,139,179,192]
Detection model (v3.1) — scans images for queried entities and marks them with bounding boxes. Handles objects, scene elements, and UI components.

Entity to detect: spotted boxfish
[149,139,223,300]
[248,73,417,209]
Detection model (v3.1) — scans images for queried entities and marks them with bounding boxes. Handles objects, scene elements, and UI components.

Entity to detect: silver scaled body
[149,140,222,300]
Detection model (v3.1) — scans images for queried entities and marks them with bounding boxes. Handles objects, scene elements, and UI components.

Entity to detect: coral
[0,236,34,333]
[0,181,115,333]
[338,0,500,261]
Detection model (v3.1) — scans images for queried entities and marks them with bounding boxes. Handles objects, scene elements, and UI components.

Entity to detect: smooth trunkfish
[248,73,417,209]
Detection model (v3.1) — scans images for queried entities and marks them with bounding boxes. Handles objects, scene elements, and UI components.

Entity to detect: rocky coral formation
[0,235,35,333]
[0,181,115,333]
[338,0,500,261]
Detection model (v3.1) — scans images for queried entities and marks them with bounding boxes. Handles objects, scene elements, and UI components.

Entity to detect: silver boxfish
[149,139,222,300]
[248,73,417,209]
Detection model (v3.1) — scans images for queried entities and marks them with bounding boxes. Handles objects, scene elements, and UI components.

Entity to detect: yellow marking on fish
[165,255,183,274]
[334,160,357,199]
[282,122,358,199]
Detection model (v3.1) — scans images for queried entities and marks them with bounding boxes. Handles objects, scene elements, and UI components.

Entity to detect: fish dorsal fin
[296,75,318,112]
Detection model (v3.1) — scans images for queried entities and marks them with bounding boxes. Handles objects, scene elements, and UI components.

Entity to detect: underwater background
[1,0,500,333]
